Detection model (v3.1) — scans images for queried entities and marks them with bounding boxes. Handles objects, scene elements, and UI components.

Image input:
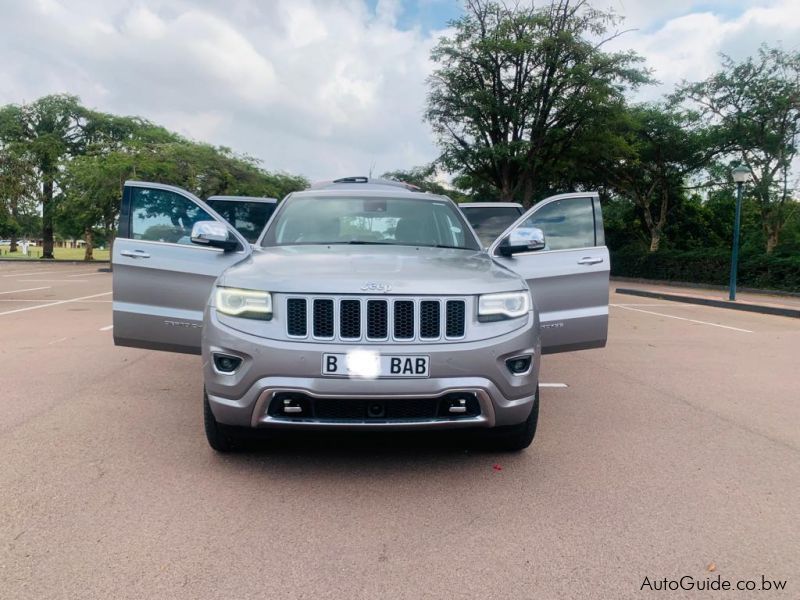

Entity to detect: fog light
[506,355,532,375]
[213,353,242,373]
[282,398,303,414]
[448,398,467,414]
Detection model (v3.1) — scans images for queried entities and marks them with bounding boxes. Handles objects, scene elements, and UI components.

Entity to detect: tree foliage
[600,104,718,251]
[425,0,649,204]
[0,95,308,260]
[677,45,800,253]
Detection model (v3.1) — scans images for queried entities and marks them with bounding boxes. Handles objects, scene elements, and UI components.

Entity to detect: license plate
[322,352,429,378]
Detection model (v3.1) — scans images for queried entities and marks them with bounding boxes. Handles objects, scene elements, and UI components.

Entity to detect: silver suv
[113,178,608,452]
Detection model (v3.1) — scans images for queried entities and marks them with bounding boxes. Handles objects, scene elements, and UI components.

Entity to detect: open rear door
[490,193,609,354]
[113,181,251,354]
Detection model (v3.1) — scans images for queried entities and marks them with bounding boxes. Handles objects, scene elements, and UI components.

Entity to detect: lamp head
[732,165,751,184]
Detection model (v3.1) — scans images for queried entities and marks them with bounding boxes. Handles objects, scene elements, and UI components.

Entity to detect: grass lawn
[0,247,110,261]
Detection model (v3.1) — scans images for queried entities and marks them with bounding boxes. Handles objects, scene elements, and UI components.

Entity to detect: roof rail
[332,176,369,184]
[310,177,423,192]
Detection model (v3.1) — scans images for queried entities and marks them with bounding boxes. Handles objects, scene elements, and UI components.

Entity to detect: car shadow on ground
[207,429,522,476]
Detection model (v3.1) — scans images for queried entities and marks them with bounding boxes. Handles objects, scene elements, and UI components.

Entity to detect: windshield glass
[460,206,524,247]
[206,200,276,243]
[262,195,480,250]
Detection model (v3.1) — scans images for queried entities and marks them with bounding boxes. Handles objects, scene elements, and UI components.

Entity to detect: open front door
[490,193,609,354]
[113,181,251,354]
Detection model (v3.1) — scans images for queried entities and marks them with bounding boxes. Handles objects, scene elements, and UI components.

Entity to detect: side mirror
[498,226,546,256]
[191,221,238,251]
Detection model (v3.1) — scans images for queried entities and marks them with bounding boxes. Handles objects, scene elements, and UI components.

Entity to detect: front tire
[204,390,238,452]
[483,385,539,451]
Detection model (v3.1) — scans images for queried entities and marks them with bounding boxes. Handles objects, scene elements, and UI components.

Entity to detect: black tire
[203,390,238,453]
[482,386,539,451]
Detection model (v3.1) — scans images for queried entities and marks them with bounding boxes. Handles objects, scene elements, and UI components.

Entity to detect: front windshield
[262,195,480,250]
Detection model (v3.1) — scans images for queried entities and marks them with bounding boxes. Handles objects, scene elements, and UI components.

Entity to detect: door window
[520,197,595,251]
[205,200,276,243]
[130,188,215,245]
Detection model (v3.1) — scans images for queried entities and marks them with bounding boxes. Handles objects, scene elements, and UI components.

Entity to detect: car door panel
[113,182,250,355]
[491,193,609,354]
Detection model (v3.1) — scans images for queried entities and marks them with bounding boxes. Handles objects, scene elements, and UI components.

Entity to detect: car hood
[220,245,525,295]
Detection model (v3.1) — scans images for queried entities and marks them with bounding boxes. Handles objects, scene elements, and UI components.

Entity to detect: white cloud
[606,0,800,101]
[1,1,800,182]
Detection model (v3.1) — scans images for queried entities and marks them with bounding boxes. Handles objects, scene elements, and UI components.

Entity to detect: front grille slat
[313,299,334,338]
[289,296,466,341]
[393,300,415,339]
[419,300,440,339]
[367,300,388,339]
[286,298,307,336]
[340,299,361,339]
[446,300,466,338]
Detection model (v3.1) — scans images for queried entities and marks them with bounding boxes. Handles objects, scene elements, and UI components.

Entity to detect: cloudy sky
[1,0,799,181]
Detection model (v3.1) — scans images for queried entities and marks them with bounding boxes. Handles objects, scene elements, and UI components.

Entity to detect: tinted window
[521,197,595,251]
[206,200,276,243]
[461,206,523,246]
[263,196,479,250]
[130,188,214,245]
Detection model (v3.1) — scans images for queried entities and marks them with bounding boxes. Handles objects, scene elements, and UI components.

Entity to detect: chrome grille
[284,296,467,342]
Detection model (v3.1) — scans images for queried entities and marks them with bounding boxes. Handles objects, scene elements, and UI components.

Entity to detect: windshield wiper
[430,244,472,250]
[328,240,396,245]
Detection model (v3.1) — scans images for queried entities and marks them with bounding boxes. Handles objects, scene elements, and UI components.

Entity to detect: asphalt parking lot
[0,262,797,599]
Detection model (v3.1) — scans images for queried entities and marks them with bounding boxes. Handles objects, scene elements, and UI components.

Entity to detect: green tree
[678,46,800,253]
[0,140,37,252]
[425,0,648,205]
[0,95,93,258]
[601,104,717,251]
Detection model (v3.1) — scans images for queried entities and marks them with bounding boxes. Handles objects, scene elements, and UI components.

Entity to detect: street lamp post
[729,165,752,301]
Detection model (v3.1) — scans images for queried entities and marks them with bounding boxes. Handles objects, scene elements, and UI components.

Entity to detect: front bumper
[203,309,540,430]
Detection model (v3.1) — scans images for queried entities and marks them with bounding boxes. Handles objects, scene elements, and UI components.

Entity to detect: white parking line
[611,304,753,333]
[0,299,111,303]
[610,303,674,307]
[2,270,55,277]
[48,337,68,345]
[0,292,112,316]
[0,286,50,295]
[540,383,568,388]
[67,272,107,277]
[17,279,88,283]
[99,325,113,331]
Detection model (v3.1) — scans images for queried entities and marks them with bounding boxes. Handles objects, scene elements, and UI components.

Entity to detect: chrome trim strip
[250,387,496,428]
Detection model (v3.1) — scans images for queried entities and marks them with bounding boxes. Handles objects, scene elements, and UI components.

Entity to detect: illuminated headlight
[478,291,530,321]
[215,287,272,320]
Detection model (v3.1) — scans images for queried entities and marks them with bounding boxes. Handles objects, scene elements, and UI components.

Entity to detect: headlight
[215,287,272,320]
[478,291,530,321]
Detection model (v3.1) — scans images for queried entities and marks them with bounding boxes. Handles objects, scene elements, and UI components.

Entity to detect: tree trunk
[9,197,18,253]
[41,178,55,259]
[765,223,781,254]
[649,230,662,252]
[83,227,94,261]
[108,233,115,272]
[499,180,514,201]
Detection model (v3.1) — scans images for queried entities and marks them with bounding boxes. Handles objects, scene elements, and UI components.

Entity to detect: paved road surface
[0,263,797,599]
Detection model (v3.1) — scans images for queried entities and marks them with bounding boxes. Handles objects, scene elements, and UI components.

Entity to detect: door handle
[577,257,603,265]
[120,249,151,259]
